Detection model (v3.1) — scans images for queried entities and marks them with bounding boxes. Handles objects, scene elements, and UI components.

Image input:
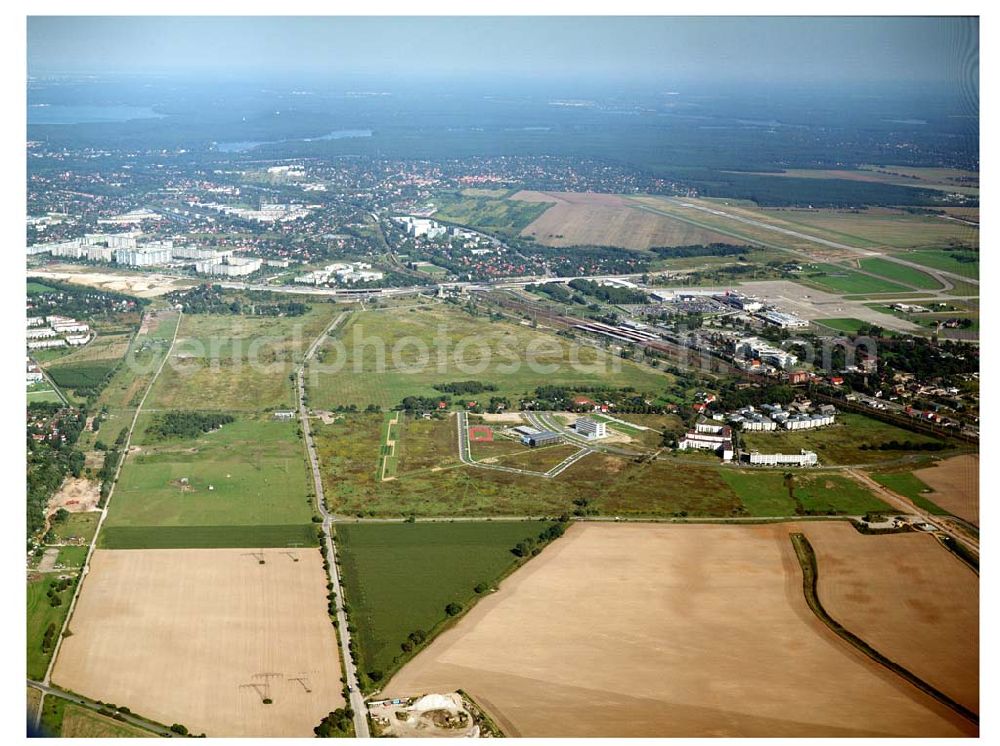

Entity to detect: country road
[294,311,371,738]
[36,307,183,731]
[27,679,177,737]
[846,469,980,555]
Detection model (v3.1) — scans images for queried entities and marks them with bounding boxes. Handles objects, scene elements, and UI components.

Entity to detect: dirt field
[383,522,974,737]
[914,455,979,525]
[806,522,978,712]
[52,548,344,737]
[47,477,100,515]
[513,191,738,250]
[28,266,196,297]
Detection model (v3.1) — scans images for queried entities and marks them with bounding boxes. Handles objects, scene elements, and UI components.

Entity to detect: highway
[294,311,371,738]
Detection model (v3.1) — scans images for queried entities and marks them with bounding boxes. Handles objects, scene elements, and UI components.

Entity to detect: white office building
[575,417,608,439]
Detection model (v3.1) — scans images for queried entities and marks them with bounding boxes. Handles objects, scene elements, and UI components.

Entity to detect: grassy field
[396,415,460,473]
[858,257,943,289]
[27,575,76,680]
[740,413,950,466]
[103,415,316,547]
[315,412,744,518]
[59,704,153,737]
[870,471,950,515]
[26,388,63,404]
[147,306,337,411]
[432,190,554,236]
[628,197,978,257]
[813,318,869,334]
[75,308,179,450]
[55,545,90,569]
[305,304,674,411]
[46,511,99,544]
[903,250,979,280]
[720,471,888,516]
[336,521,555,682]
[801,264,909,294]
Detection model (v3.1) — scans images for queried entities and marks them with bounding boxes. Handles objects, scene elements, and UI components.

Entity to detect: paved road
[295,312,371,738]
[27,679,176,737]
[455,411,559,477]
[35,308,183,728]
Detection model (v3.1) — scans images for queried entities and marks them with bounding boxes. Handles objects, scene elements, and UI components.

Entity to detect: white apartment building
[747,449,818,467]
[28,339,67,350]
[783,413,836,430]
[26,327,57,340]
[115,246,172,267]
[194,256,262,277]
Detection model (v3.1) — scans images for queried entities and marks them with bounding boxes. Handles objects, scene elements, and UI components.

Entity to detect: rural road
[846,469,979,555]
[36,307,183,731]
[295,311,371,738]
[27,679,177,737]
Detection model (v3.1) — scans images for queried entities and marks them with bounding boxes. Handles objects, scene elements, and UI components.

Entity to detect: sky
[27,16,978,86]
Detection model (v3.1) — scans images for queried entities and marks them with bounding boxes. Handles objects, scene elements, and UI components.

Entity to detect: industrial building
[758,310,809,329]
[574,417,608,439]
[514,426,561,447]
[746,449,818,467]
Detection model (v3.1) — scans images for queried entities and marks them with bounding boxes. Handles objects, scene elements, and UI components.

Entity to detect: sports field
[103,415,316,548]
[740,413,949,465]
[51,548,344,737]
[383,522,974,737]
[513,190,738,250]
[147,307,336,411]
[336,521,554,683]
[807,522,978,713]
[305,304,672,411]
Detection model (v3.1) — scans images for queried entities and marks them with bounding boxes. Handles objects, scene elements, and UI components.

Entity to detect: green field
[101,523,319,549]
[903,249,979,280]
[147,306,337,411]
[46,511,99,544]
[720,470,888,516]
[58,704,153,738]
[26,389,63,404]
[740,413,949,465]
[27,281,57,295]
[306,304,674,411]
[55,545,90,569]
[27,575,76,680]
[813,318,868,334]
[801,264,908,294]
[870,471,949,515]
[336,521,554,683]
[432,191,553,235]
[316,412,745,518]
[858,257,943,289]
[103,415,316,547]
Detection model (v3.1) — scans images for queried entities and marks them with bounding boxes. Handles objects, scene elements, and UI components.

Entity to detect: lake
[28,104,165,125]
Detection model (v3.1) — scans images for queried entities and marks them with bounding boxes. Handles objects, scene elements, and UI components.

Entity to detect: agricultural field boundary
[36,308,183,724]
[790,532,978,727]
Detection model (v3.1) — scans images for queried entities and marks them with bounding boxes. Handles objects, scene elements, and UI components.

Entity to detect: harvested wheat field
[383,522,975,737]
[807,522,978,713]
[52,548,343,737]
[915,455,979,524]
[513,190,738,250]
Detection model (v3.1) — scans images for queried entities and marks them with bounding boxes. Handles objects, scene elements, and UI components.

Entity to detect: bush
[445,602,463,616]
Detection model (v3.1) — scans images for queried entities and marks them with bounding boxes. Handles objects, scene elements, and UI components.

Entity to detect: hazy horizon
[28,16,979,89]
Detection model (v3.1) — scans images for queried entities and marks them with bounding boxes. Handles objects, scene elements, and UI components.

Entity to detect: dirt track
[383,522,976,737]
[52,548,344,736]
[513,190,737,250]
[807,523,978,713]
[914,455,979,525]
